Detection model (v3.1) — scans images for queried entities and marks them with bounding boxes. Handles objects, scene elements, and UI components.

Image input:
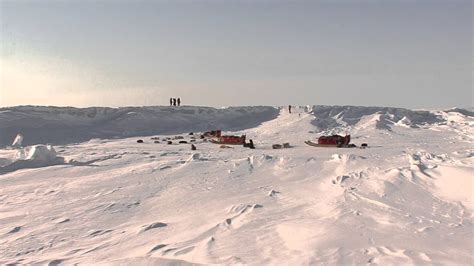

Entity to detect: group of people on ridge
[170,98,181,106]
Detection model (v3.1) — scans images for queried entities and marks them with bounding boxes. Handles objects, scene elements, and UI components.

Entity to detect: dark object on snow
[151,137,160,140]
[203,130,221,138]
[189,132,194,135]
[137,139,144,143]
[361,143,368,148]
[248,139,255,149]
[289,105,292,114]
[191,144,196,150]
[190,139,196,142]
[273,142,291,149]
[172,98,177,106]
[167,141,173,145]
[243,139,255,149]
[200,135,205,139]
[177,98,181,106]
[179,140,188,144]
[154,140,160,144]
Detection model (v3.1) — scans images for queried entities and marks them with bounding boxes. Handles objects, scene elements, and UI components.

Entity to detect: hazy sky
[1,0,472,108]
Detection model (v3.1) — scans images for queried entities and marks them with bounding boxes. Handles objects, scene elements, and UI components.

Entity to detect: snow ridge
[310,105,444,131]
[2,105,471,147]
[0,106,279,146]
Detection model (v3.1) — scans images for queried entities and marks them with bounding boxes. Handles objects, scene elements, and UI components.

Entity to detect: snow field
[0,106,472,264]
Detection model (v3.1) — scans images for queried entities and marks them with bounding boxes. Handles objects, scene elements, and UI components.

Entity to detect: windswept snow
[0,105,473,265]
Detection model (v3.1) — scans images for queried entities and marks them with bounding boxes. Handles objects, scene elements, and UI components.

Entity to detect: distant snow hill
[0,106,279,146]
[311,105,446,131]
[0,105,471,146]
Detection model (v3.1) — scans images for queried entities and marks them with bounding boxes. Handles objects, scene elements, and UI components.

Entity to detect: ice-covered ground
[0,105,472,265]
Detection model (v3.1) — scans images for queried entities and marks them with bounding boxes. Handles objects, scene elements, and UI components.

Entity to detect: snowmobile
[209,135,246,145]
[305,134,356,148]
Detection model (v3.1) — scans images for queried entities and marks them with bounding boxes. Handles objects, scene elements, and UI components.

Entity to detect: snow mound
[406,151,473,210]
[17,145,58,162]
[0,106,279,146]
[431,165,473,211]
[0,145,64,175]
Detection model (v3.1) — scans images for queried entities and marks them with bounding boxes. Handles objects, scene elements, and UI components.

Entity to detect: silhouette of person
[170,98,173,106]
[288,105,292,114]
[173,98,177,106]
[177,98,181,106]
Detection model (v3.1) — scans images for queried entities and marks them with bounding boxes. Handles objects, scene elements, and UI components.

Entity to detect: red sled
[304,134,355,148]
[305,140,356,148]
[209,135,246,145]
[318,134,351,146]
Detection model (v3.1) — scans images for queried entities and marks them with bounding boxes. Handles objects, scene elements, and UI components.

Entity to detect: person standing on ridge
[288,105,292,114]
[170,98,173,106]
[173,98,177,106]
[177,98,181,106]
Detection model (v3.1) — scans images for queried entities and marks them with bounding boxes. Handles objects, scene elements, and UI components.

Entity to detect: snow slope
[0,105,473,265]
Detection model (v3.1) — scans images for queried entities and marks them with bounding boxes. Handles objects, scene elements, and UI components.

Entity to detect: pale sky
[0,0,472,108]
